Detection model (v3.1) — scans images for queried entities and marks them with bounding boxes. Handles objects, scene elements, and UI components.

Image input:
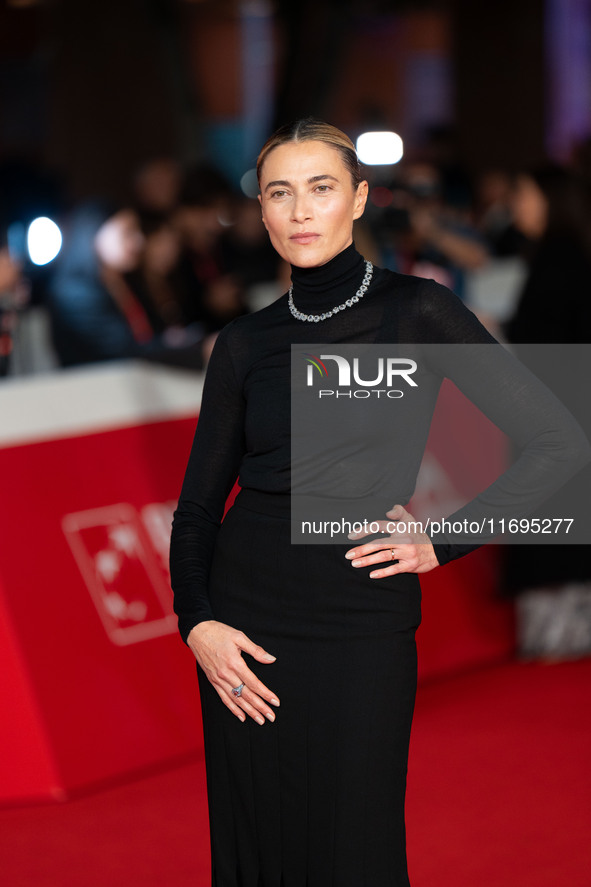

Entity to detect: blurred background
[1,0,591,374]
[1,2,590,886]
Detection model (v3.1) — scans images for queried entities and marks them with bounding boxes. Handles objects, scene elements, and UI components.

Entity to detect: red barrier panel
[0,364,203,804]
[411,380,515,679]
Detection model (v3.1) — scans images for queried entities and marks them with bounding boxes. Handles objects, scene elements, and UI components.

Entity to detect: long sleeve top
[170,244,590,643]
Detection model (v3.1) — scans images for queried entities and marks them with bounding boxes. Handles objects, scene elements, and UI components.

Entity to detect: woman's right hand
[187,620,280,725]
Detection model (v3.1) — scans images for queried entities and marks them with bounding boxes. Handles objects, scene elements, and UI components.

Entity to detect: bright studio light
[356,132,404,166]
[27,217,62,266]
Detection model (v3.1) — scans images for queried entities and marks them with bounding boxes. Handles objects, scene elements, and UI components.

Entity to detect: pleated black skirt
[198,489,421,887]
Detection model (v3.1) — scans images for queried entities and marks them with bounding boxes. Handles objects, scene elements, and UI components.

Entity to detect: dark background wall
[0,0,583,207]
[452,0,546,172]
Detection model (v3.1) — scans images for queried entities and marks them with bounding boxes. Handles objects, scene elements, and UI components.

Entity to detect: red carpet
[407,659,591,887]
[1,658,589,887]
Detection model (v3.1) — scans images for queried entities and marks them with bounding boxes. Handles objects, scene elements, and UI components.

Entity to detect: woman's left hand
[344,504,440,578]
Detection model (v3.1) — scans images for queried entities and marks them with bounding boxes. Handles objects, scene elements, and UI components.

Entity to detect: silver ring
[390,548,396,560]
[231,683,245,698]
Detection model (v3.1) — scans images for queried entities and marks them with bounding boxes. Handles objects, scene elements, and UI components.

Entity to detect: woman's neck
[289,243,366,311]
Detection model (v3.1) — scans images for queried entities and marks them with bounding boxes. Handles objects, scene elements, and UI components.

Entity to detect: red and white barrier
[0,362,203,803]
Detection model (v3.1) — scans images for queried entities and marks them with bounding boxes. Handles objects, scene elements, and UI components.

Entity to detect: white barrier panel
[0,360,203,448]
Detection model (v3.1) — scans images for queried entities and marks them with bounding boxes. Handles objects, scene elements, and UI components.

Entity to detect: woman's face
[144,226,180,275]
[258,140,368,267]
[512,175,548,239]
[95,210,144,272]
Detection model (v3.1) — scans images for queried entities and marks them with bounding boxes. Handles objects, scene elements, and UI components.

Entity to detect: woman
[170,120,589,886]
[506,165,591,343]
[47,203,149,366]
[48,202,213,370]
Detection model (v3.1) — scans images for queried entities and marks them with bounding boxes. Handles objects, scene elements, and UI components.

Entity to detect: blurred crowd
[358,128,591,346]
[2,129,591,379]
[0,157,283,375]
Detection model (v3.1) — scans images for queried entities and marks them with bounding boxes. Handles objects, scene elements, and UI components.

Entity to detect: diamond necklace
[288,260,374,323]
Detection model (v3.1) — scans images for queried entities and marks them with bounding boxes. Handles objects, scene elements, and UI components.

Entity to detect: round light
[240,168,260,199]
[27,217,63,266]
[356,132,404,166]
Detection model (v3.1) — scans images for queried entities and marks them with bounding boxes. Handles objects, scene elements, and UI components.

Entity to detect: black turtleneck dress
[170,245,589,887]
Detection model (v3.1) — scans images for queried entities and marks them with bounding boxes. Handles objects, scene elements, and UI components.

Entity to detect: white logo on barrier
[62,502,177,646]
